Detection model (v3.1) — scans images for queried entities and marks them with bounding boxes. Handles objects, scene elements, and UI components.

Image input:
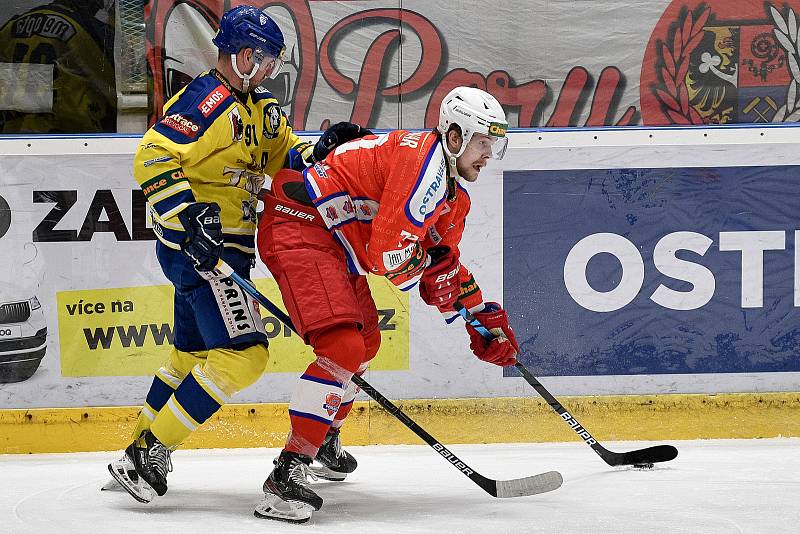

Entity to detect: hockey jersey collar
[210,69,251,112]
[434,129,459,202]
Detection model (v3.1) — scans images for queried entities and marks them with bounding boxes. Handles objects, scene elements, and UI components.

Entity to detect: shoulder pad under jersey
[154,73,235,144]
[250,85,279,103]
[252,86,285,140]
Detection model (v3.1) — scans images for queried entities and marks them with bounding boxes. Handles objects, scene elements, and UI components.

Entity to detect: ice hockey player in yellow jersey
[107,4,369,505]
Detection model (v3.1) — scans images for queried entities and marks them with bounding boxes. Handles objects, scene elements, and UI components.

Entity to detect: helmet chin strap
[441,130,469,179]
[446,153,459,178]
[230,53,261,92]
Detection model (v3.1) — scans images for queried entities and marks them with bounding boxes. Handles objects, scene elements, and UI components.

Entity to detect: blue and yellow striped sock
[149,365,229,449]
[129,367,182,441]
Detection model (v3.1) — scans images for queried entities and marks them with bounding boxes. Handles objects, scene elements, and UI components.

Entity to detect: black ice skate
[254,450,323,523]
[310,427,358,481]
[107,430,172,503]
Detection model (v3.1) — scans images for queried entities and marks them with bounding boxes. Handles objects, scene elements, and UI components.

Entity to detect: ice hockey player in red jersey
[254,86,520,523]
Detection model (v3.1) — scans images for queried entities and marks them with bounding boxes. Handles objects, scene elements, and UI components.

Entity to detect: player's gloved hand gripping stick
[424,247,517,367]
[454,302,678,468]
[213,259,563,498]
[178,202,224,271]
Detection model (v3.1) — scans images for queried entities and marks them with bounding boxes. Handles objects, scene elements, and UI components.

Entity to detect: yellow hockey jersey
[0,1,116,133]
[134,70,312,255]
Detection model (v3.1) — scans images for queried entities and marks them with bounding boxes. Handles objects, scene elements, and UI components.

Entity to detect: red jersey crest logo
[325,206,338,222]
[323,393,342,416]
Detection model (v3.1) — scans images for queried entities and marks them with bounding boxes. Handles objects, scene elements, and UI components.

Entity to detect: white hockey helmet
[438,86,508,160]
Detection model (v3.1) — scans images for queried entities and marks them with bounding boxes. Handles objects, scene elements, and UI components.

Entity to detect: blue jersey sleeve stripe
[222,233,255,250]
[250,87,277,103]
[151,189,195,217]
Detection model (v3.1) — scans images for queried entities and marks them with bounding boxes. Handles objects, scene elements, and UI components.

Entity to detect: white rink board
[1,125,799,409]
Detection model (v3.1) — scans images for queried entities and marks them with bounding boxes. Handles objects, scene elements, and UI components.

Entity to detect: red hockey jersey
[303,129,483,319]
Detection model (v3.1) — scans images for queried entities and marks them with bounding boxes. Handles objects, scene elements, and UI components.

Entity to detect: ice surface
[1,438,798,533]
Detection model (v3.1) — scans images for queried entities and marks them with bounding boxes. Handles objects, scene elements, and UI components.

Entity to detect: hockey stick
[454,303,678,468]
[215,260,563,497]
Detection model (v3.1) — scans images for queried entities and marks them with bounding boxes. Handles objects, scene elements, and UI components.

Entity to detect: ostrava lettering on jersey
[161,113,200,138]
[418,158,446,217]
[199,86,231,117]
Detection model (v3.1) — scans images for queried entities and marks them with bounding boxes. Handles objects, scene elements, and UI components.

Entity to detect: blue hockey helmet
[213,6,286,61]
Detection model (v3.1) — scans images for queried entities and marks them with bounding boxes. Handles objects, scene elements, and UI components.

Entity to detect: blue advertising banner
[503,165,800,376]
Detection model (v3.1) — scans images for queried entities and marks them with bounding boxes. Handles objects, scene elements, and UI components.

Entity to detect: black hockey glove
[312,122,373,162]
[177,202,224,271]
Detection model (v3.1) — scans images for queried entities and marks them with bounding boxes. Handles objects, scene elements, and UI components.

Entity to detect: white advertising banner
[0,126,799,409]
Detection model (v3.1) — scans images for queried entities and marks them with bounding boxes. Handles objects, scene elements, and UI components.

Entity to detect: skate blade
[107,462,155,504]
[254,494,314,523]
[100,477,123,491]
[307,464,348,481]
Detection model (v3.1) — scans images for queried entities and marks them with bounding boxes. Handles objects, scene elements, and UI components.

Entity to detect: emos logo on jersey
[323,392,342,416]
[198,86,230,117]
[641,1,800,125]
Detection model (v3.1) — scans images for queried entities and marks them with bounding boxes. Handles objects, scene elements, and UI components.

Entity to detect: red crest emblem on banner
[642,0,800,125]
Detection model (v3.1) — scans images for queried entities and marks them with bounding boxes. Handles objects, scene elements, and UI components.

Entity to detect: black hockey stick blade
[596,444,679,467]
